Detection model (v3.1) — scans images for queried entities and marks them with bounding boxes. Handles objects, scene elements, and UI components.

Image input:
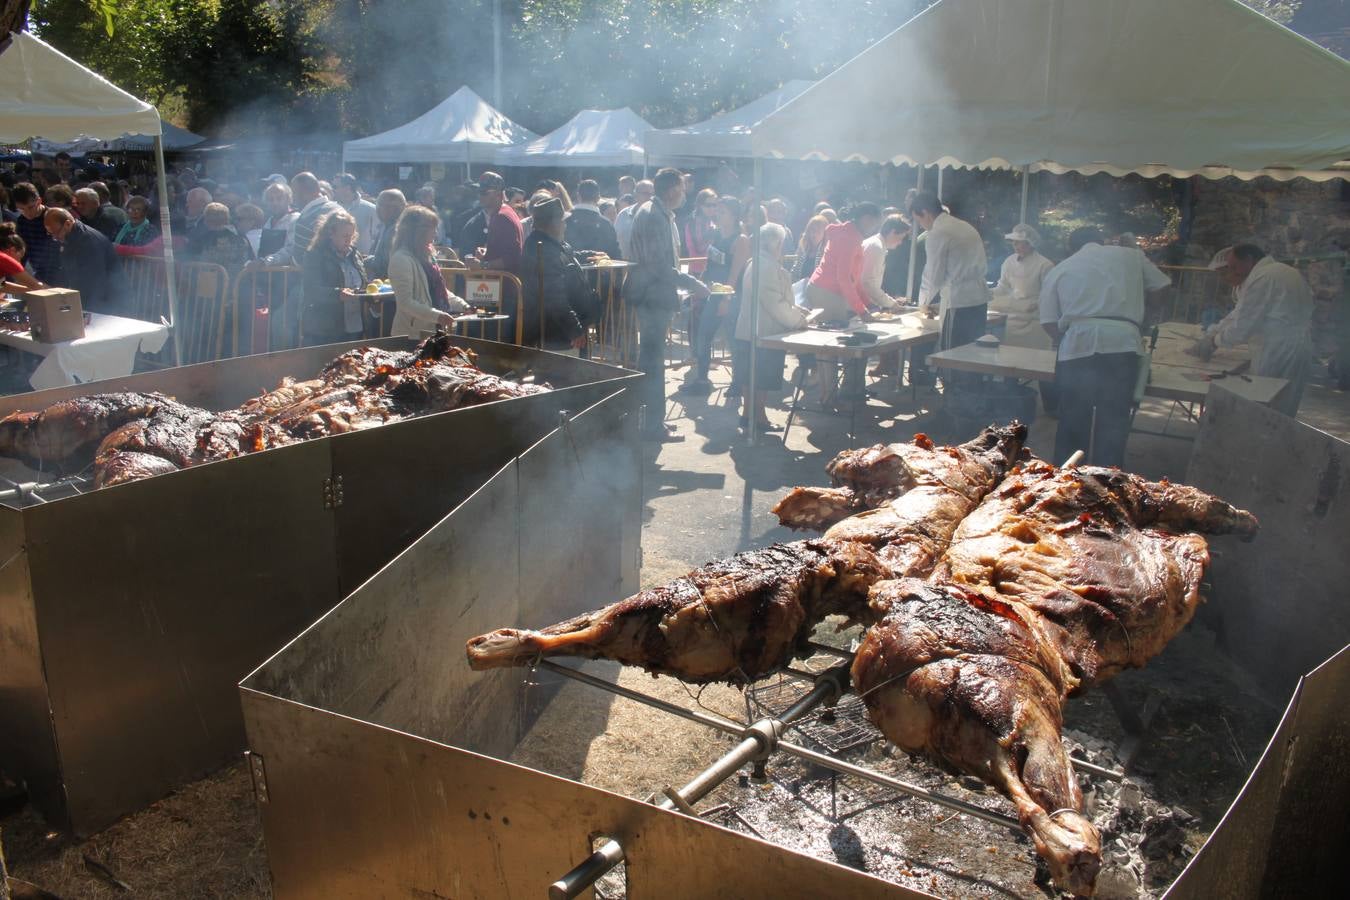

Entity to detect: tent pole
[936,164,944,199]
[154,133,182,367]
[747,158,762,446]
[905,165,924,301]
[1019,164,1030,223]
[492,0,503,108]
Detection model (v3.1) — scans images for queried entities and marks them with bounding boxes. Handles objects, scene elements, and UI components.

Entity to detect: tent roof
[646,80,815,162]
[749,0,1350,180]
[343,86,539,164]
[495,108,654,168]
[32,121,204,154]
[0,31,160,143]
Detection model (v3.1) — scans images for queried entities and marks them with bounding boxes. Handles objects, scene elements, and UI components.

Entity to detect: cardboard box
[27,288,86,343]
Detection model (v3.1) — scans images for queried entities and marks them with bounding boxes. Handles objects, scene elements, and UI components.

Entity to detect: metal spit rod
[543,660,1027,897]
[774,738,1020,831]
[547,662,851,899]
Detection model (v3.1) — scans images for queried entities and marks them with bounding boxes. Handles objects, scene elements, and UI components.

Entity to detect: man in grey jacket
[628,168,710,442]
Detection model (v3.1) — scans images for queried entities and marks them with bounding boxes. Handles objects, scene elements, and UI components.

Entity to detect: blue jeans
[694,294,729,381]
[638,305,673,432]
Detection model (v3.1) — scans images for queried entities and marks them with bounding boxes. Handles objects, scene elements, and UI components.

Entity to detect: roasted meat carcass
[854,579,1100,896]
[467,427,1027,682]
[0,392,173,472]
[813,425,1027,576]
[0,336,544,488]
[773,423,1027,532]
[467,539,891,683]
[854,462,1259,895]
[936,461,1259,686]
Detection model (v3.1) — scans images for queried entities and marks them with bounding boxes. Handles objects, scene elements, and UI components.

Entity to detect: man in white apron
[1041,228,1172,466]
[1196,244,1314,417]
[990,224,1055,350]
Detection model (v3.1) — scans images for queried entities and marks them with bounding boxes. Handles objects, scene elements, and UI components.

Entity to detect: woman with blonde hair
[792,214,830,281]
[300,209,366,346]
[388,204,469,337]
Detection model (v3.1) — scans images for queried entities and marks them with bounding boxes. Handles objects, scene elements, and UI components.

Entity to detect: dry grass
[2,763,269,900]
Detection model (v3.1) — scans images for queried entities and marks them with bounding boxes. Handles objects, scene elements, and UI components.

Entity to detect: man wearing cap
[521,196,598,352]
[990,224,1055,350]
[1040,227,1172,467]
[459,171,523,275]
[1194,244,1313,416]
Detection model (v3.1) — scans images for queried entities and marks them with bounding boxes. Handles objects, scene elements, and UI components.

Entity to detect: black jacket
[455,206,489,254]
[55,221,123,312]
[185,227,254,273]
[84,204,128,242]
[301,243,367,341]
[520,230,599,349]
[563,207,620,259]
[366,219,397,279]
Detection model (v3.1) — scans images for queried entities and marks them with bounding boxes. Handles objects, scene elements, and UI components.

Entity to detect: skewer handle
[549,839,626,900]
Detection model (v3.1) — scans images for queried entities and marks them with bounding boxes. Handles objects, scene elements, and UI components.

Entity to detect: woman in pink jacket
[802,202,881,402]
[805,202,882,325]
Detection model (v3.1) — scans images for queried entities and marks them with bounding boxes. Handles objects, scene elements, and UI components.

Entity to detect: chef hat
[1207,247,1234,270]
[1003,224,1042,246]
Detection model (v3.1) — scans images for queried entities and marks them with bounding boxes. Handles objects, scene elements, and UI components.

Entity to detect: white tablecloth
[0,312,171,390]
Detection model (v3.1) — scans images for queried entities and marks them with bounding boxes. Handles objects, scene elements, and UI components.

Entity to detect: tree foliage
[32,0,327,133]
[1239,0,1303,25]
[32,0,933,136]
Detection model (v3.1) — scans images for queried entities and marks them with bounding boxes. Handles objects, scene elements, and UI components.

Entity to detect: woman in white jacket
[736,222,808,431]
[387,205,469,338]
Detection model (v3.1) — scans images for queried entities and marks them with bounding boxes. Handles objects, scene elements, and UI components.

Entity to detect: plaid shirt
[627,196,702,313]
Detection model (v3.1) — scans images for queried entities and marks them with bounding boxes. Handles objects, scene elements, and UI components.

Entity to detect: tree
[504,0,932,131]
[158,0,326,134]
[1240,0,1303,24]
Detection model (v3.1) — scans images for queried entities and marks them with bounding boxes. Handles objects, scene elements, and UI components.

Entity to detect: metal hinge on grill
[323,475,344,509]
[246,751,269,805]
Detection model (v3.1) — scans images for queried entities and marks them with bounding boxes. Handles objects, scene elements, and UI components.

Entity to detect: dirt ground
[1,349,1342,898]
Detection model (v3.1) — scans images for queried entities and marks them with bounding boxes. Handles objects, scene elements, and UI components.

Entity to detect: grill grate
[748,675,880,755]
[0,472,96,508]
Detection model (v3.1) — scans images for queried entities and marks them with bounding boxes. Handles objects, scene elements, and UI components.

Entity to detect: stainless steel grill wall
[1186,388,1350,693]
[242,400,927,898]
[0,337,641,834]
[240,393,1349,899]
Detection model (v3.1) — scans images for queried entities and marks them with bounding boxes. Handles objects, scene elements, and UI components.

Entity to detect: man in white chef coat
[1040,227,1172,467]
[909,191,990,393]
[1194,244,1313,417]
[910,191,990,349]
[990,224,1055,350]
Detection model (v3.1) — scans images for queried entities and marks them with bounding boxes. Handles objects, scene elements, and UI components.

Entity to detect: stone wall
[1189,177,1349,354]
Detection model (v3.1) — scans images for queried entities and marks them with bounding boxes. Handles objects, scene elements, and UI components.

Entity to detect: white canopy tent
[32,121,205,155]
[747,0,1350,182]
[494,108,655,169]
[645,80,815,163]
[736,0,1350,444]
[0,30,180,364]
[341,86,538,171]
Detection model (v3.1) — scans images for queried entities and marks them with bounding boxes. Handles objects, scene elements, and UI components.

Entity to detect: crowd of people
[0,152,1315,452]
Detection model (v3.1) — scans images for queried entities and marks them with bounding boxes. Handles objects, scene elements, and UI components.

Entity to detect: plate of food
[708,283,736,295]
[836,331,880,346]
